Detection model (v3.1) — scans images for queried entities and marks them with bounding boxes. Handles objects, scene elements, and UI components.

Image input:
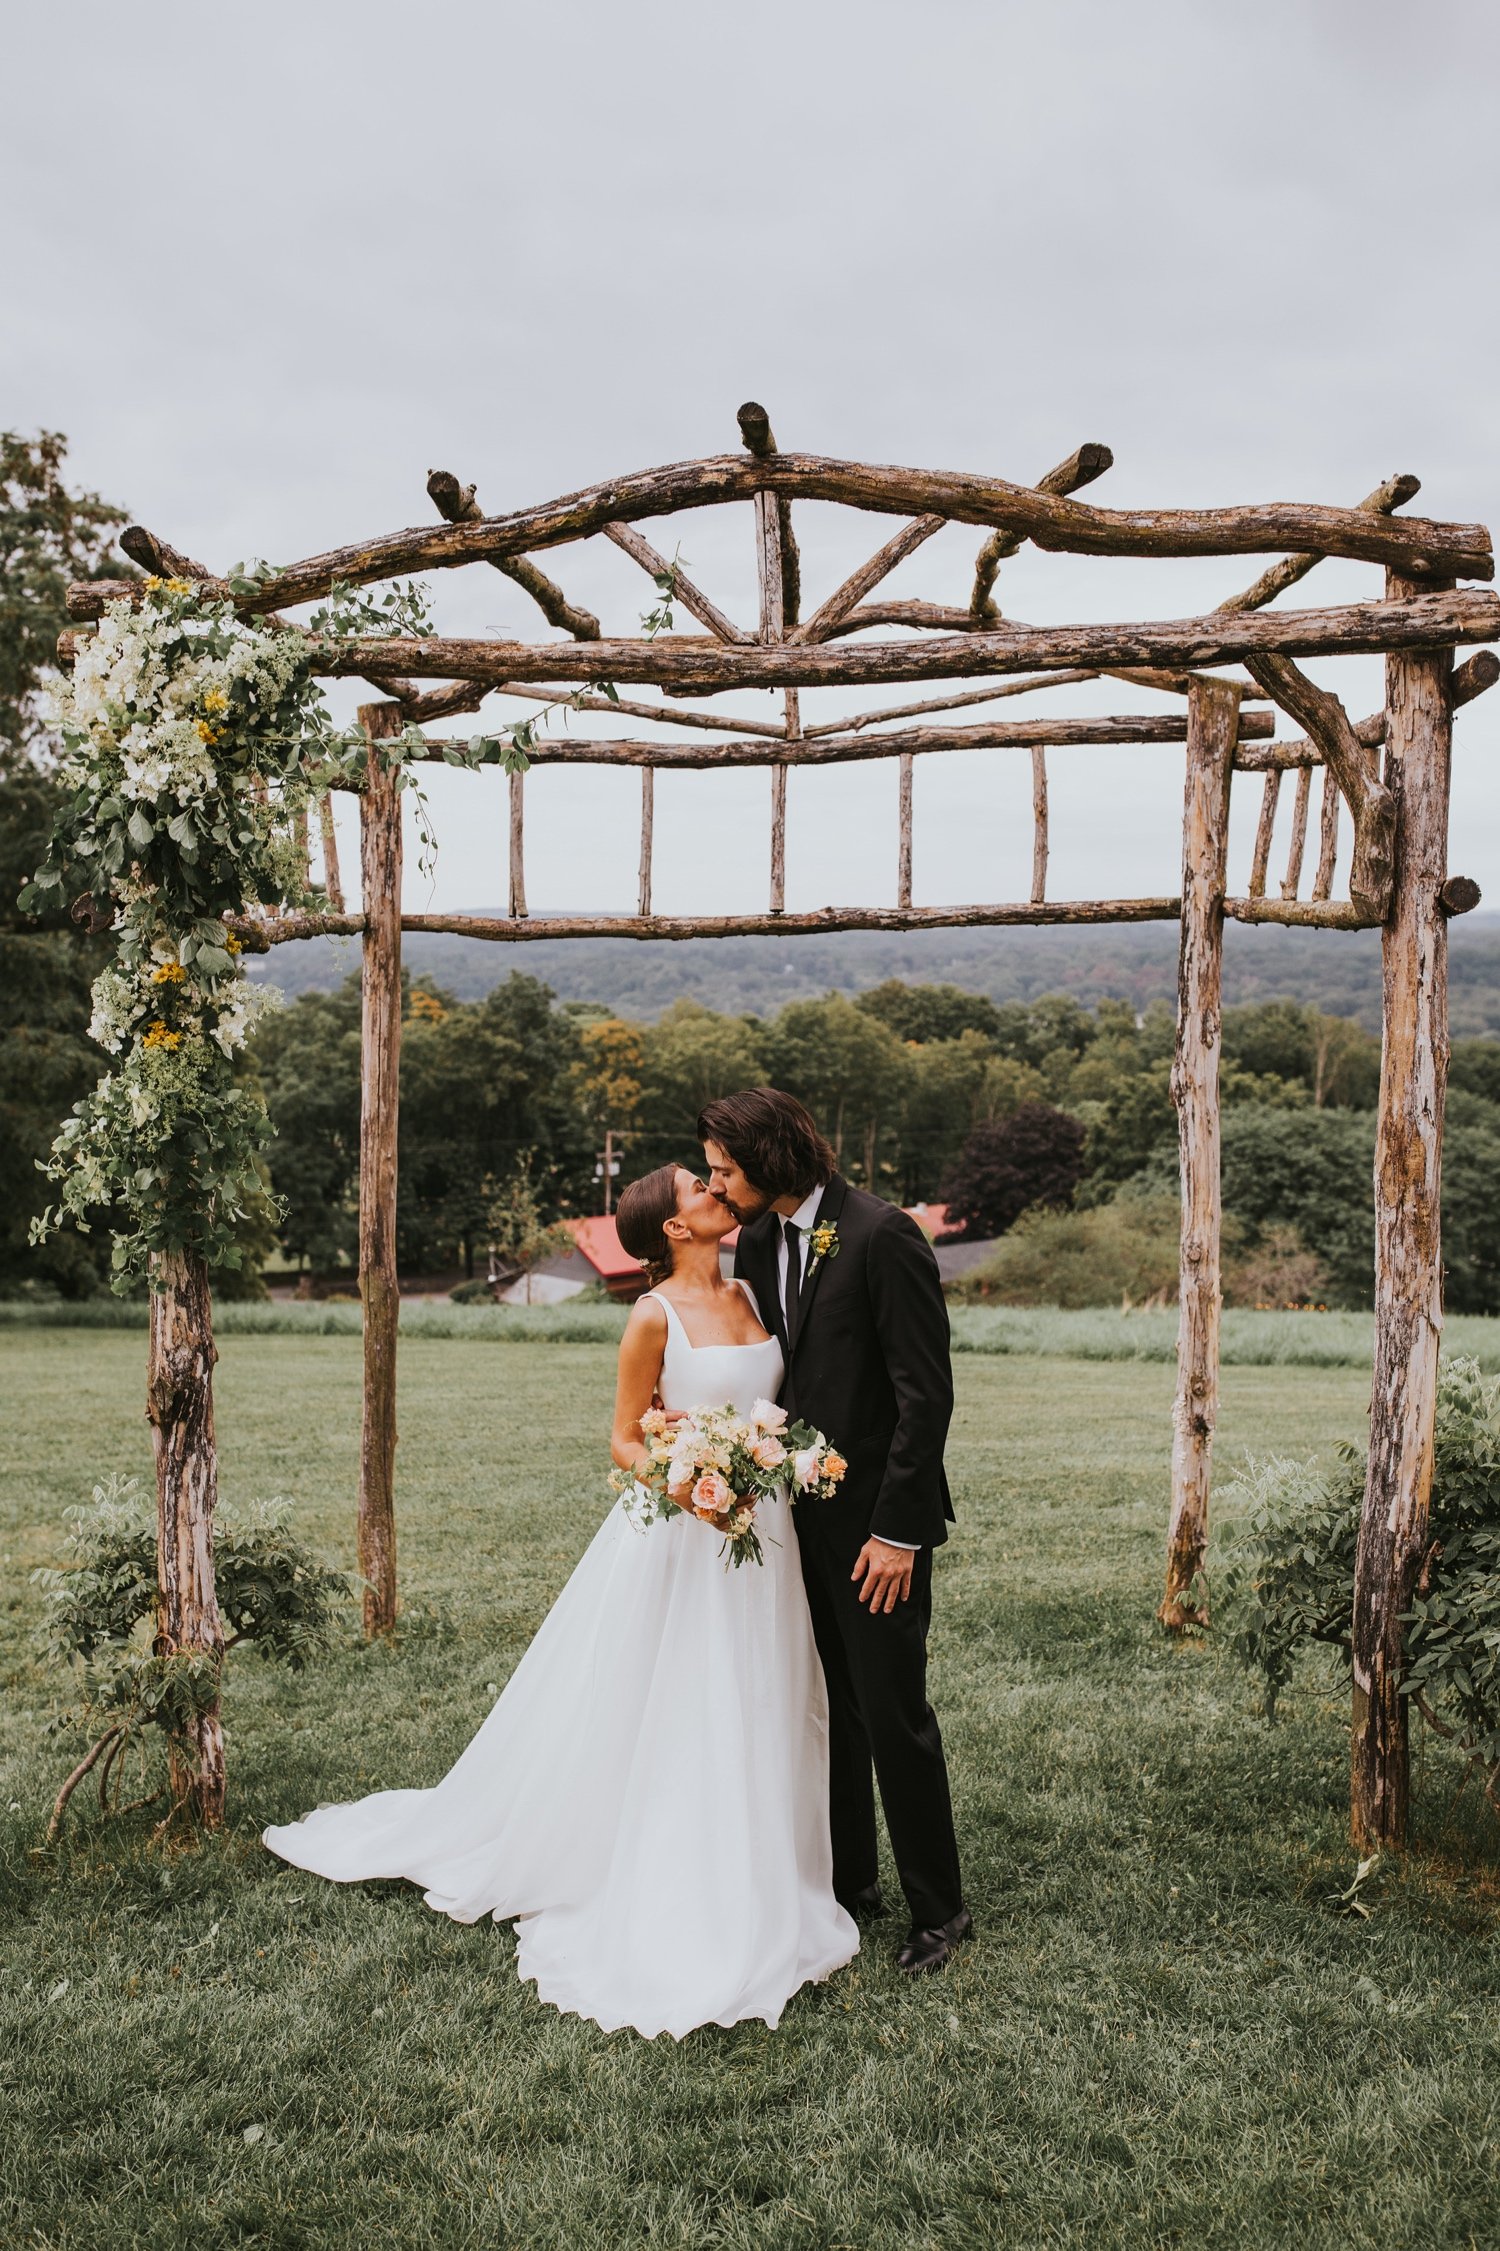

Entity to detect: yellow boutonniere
[808,1220,840,1264]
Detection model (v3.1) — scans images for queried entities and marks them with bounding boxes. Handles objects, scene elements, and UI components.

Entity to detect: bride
[263,1162,858,2039]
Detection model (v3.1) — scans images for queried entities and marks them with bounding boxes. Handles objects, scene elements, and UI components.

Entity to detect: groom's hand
[852,1537,915,1613]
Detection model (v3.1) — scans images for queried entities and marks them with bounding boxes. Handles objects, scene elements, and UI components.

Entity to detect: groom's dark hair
[698,1088,837,1199]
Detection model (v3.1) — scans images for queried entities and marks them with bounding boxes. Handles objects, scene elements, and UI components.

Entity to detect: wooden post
[508,769,527,919]
[754,473,793,914]
[638,766,654,916]
[898,752,914,909]
[146,1248,226,1824]
[1248,769,1281,899]
[1030,745,1049,903]
[1280,764,1311,899]
[1160,676,1239,1631]
[318,793,345,913]
[358,701,404,1639]
[1350,579,1454,1853]
[1313,766,1340,900]
[770,765,787,912]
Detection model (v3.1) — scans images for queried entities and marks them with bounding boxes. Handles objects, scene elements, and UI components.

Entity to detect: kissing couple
[265,1087,969,2040]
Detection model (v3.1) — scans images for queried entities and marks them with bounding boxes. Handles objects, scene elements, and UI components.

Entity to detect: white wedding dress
[263,1284,858,2039]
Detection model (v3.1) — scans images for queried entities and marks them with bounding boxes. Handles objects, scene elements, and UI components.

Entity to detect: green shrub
[1227,1358,1500,1815]
[35,1475,350,1837]
[950,1187,1181,1307]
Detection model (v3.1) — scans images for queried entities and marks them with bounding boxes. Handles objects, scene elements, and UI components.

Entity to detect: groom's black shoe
[837,1883,886,1922]
[896,1908,973,1975]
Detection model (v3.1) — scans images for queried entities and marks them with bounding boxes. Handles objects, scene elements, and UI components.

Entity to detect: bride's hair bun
[615,1164,683,1287]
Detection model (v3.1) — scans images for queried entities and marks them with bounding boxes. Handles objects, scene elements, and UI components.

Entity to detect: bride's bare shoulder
[622,1291,669,1343]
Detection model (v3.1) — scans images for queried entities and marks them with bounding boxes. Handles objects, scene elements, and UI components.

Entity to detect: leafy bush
[35,1474,350,1835]
[1227,1358,1500,1816]
[1222,1223,1331,1310]
[949,1187,1181,1307]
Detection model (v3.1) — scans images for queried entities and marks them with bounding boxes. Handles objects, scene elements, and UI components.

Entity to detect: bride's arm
[610,1296,670,1469]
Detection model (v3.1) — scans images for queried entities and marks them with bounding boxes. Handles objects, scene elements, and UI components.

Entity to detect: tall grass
[9,1296,1500,1370]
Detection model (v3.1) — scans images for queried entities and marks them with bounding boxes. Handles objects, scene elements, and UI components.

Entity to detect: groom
[699,1088,970,1975]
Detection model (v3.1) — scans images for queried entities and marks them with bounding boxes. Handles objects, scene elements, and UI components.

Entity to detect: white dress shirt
[775,1184,918,1553]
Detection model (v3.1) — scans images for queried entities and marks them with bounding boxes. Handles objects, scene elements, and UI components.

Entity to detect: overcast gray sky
[8,0,1498,926]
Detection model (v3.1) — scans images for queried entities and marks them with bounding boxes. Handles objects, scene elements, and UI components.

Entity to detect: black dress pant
[795,1497,963,1932]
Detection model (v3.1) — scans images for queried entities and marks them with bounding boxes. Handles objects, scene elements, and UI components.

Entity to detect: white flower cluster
[56,594,307,809]
[86,954,279,1064]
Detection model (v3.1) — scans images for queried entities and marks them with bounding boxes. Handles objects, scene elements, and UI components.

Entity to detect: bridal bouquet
[612,1397,847,1569]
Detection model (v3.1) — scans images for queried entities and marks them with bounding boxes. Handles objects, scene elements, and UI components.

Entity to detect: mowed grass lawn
[3,1330,1499,2251]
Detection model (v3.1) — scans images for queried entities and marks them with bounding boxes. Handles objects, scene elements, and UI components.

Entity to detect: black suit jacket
[734,1175,955,1549]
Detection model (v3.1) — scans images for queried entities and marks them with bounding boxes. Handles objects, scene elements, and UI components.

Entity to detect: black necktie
[782,1218,804,1347]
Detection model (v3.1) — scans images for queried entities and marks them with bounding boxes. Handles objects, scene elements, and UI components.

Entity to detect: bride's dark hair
[615,1164,684,1288]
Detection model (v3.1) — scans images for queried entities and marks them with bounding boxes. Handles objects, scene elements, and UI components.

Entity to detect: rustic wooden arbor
[72,408,1499,1853]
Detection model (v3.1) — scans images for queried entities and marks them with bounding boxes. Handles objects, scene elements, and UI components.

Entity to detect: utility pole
[596,1128,622,1216]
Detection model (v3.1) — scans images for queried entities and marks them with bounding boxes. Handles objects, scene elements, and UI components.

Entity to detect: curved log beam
[970,442,1114,617]
[1244,650,1396,918]
[410,709,1275,771]
[1217,473,1424,616]
[427,468,600,639]
[291,589,1500,695]
[820,600,1267,703]
[231,892,1373,948]
[65,455,1494,619]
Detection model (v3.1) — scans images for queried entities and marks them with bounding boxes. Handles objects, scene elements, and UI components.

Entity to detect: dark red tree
[938,1101,1087,1242]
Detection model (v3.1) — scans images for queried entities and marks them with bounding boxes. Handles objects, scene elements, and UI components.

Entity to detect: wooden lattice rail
[66,409,1499,1855]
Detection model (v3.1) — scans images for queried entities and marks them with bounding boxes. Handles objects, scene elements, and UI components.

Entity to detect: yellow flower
[224,933,242,955]
[142,1021,182,1051]
[151,962,187,985]
[194,720,222,744]
[201,687,229,715]
[165,577,195,595]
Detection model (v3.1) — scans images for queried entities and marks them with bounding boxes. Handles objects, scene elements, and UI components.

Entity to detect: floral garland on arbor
[22,566,609,1291]
[21,580,328,1287]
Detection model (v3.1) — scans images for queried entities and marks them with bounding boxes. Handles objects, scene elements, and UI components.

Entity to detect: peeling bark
[1350,582,1454,1852]
[1161,678,1239,1631]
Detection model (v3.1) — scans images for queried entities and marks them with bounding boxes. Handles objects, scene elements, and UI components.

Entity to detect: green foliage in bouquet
[35,1473,350,1839]
[1227,1358,1500,1818]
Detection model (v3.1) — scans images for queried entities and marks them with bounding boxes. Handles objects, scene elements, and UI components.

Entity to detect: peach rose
[749,1398,788,1432]
[792,1446,822,1490]
[692,1470,733,1517]
[750,1434,787,1470]
[822,1450,848,1484]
